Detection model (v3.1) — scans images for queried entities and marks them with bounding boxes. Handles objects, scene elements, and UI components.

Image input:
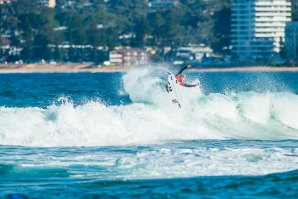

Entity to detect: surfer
[165,65,199,108]
[175,65,200,87]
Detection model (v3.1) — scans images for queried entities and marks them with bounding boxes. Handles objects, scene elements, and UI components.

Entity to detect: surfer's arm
[181,82,200,88]
[176,65,190,75]
[182,84,197,88]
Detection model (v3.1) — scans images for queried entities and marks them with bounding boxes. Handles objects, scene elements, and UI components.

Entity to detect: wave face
[0,69,298,147]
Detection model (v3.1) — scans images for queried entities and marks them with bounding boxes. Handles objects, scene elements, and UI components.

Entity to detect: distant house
[146,0,178,8]
[0,0,56,7]
[177,46,213,61]
[172,45,213,65]
[285,22,298,60]
[1,38,11,46]
[0,0,12,4]
[37,0,56,8]
[109,48,151,66]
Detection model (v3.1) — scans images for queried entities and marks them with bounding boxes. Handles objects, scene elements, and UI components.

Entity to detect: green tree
[0,0,235,63]
[292,0,298,21]
[160,8,184,46]
[131,16,149,47]
[64,13,87,45]
[212,5,231,53]
[13,0,38,15]
[148,12,166,46]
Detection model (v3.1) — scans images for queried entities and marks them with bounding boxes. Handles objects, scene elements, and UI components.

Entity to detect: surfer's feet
[172,99,179,104]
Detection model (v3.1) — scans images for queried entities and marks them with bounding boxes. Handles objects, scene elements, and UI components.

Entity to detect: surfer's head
[181,74,186,81]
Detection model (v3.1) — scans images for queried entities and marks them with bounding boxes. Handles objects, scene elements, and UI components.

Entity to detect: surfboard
[166,72,182,108]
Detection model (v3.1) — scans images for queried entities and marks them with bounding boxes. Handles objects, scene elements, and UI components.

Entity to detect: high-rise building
[231,0,292,59]
[285,22,298,60]
[38,0,56,8]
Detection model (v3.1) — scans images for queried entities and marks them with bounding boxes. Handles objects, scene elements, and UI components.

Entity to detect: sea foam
[0,68,298,147]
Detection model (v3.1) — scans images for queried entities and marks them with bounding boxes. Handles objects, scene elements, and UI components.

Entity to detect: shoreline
[192,66,298,72]
[0,64,129,73]
[1,64,298,73]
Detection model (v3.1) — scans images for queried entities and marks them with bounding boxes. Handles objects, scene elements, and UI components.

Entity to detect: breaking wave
[0,68,298,147]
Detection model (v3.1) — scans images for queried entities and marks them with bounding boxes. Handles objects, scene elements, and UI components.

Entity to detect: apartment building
[231,0,292,59]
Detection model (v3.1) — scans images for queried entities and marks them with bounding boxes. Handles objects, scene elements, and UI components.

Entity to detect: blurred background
[0,0,297,67]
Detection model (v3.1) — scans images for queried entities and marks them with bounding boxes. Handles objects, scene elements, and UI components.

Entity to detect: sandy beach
[0,63,298,73]
[0,63,129,73]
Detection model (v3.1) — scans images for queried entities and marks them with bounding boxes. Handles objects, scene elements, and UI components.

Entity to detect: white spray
[0,68,298,147]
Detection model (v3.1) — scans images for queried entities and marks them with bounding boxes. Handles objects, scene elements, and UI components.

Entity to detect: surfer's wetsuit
[175,66,197,87]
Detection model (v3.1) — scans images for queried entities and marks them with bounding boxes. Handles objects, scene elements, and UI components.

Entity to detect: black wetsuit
[175,66,197,87]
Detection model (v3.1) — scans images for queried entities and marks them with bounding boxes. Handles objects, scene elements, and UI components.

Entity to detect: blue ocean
[0,68,298,198]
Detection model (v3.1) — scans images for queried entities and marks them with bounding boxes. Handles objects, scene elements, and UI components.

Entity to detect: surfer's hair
[181,74,186,79]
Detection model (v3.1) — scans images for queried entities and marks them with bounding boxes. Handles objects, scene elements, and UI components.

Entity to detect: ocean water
[0,68,298,198]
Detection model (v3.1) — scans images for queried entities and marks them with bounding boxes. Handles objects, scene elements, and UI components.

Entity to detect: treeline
[0,0,231,62]
[0,0,297,63]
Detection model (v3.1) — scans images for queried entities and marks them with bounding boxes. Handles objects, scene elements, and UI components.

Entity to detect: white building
[109,48,150,66]
[146,0,178,8]
[285,22,298,60]
[0,0,11,4]
[176,45,213,61]
[231,0,292,59]
[38,0,56,8]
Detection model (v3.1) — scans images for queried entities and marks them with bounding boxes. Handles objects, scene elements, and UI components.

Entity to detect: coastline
[1,63,298,73]
[0,63,130,73]
[192,66,298,72]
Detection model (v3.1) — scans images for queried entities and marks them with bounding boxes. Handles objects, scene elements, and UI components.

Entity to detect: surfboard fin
[172,99,179,104]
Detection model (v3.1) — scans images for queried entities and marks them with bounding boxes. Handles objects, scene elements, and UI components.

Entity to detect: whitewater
[0,68,298,147]
[1,69,298,198]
